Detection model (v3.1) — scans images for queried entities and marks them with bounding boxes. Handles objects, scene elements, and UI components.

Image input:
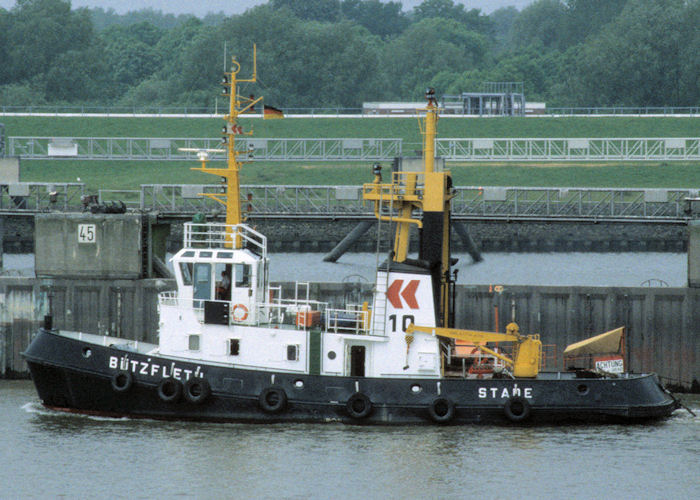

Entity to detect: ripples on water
[3,381,698,499]
[2,252,686,287]
[268,252,687,287]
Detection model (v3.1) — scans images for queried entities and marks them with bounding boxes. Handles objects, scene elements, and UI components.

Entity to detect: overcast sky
[0,1,533,17]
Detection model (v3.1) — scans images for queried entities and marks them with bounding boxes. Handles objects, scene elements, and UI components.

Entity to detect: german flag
[263,104,284,119]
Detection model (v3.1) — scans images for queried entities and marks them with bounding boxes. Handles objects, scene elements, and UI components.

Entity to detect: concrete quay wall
[168,217,688,253]
[1,277,697,391]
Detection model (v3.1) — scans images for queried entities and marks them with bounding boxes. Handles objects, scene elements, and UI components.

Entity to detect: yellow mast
[192,46,263,246]
[423,89,437,174]
[362,88,455,327]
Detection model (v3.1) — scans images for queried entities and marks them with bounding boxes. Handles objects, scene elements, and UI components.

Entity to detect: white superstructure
[156,222,441,379]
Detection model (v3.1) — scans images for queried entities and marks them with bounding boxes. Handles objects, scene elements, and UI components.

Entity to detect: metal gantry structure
[107,185,700,221]
[1,183,696,221]
[9,136,700,161]
[6,137,403,162]
[436,137,700,161]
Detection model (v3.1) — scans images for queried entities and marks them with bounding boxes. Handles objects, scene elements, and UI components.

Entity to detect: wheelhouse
[170,222,268,325]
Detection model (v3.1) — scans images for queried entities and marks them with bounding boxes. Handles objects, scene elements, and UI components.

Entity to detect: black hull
[22,329,679,425]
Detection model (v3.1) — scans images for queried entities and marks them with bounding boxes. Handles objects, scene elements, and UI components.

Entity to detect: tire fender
[111,371,133,393]
[503,396,531,422]
[428,397,455,423]
[157,377,183,403]
[346,392,372,419]
[184,377,211,404]
[259,386,288,413]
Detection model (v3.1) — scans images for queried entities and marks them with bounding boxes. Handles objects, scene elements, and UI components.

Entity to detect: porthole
[577,384,589,395]
[82,347,92,358]
[327,351,336,360]
[294,379,304,390]
[410,384,422,394]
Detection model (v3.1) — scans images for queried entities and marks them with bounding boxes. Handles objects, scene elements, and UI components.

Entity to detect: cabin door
[350,345,366,377]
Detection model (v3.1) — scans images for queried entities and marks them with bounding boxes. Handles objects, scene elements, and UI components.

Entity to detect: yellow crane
[406,322,543,378]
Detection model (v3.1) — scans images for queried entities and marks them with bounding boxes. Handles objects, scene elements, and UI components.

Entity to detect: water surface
[2,381,698,499]
[2,252,686,287]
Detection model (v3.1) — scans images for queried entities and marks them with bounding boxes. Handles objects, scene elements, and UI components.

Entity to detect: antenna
[186,45,263,248]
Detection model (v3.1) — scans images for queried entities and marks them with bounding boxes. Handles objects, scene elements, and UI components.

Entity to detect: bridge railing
[450,187,696,219]
[141,185,697,220]
[436,138,700,161]
[139,184,369,215]
[7,137,403,162]
[10,136,700,161]
[2,183,696,220]
[0,182,86,211]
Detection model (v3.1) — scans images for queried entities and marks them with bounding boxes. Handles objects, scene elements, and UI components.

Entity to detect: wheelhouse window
[179,262,193,285]
[216,263,232,301]
[193,263,212,303]
[234,263,251,287]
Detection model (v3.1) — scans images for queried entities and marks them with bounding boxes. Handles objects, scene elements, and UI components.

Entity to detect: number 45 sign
[78,224,96,244]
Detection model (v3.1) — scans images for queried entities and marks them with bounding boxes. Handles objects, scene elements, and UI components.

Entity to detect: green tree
[490,6,519,51]
[44,48,107,102]
[509,0,568,51]
[101,23,163,95]
[564,0,628,45]
[0,82,48,106]
[118,78,172,107]
[8,0,95,82]
[575,0,688,106]
[340,0,408,39]
[412,0,493,36]
[219,5,384,108]
[678,1,700,105]
[383,17,488,99]
[0,7,11,84]
[270,0,342,22]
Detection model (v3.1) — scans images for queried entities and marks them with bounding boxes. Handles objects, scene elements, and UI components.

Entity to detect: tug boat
[22,51,679,424]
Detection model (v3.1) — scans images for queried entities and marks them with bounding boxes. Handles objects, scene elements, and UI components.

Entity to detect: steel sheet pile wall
[1,278,697,390]
[0,279,48,377]
[0,278,172,376]
[454,285,699,390]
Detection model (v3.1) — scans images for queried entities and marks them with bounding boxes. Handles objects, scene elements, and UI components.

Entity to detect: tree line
[1,0,698,109]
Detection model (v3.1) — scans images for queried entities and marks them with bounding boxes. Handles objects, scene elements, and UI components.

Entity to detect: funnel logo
[387,280,420,309]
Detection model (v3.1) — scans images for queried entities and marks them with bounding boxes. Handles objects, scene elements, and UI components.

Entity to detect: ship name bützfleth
[109,356,203,380]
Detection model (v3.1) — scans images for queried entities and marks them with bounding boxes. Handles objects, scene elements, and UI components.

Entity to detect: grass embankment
[4,115,700,189]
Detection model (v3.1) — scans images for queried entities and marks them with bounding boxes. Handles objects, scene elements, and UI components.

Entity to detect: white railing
[261,300,327,329]
[159,289,373,336]
[183,222,267,260]
[326,307,369,335]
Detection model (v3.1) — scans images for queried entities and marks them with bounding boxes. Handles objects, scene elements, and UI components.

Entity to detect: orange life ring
[232,303,249,321]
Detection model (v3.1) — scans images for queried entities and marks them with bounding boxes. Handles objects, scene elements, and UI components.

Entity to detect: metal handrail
[2,183,696,221]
